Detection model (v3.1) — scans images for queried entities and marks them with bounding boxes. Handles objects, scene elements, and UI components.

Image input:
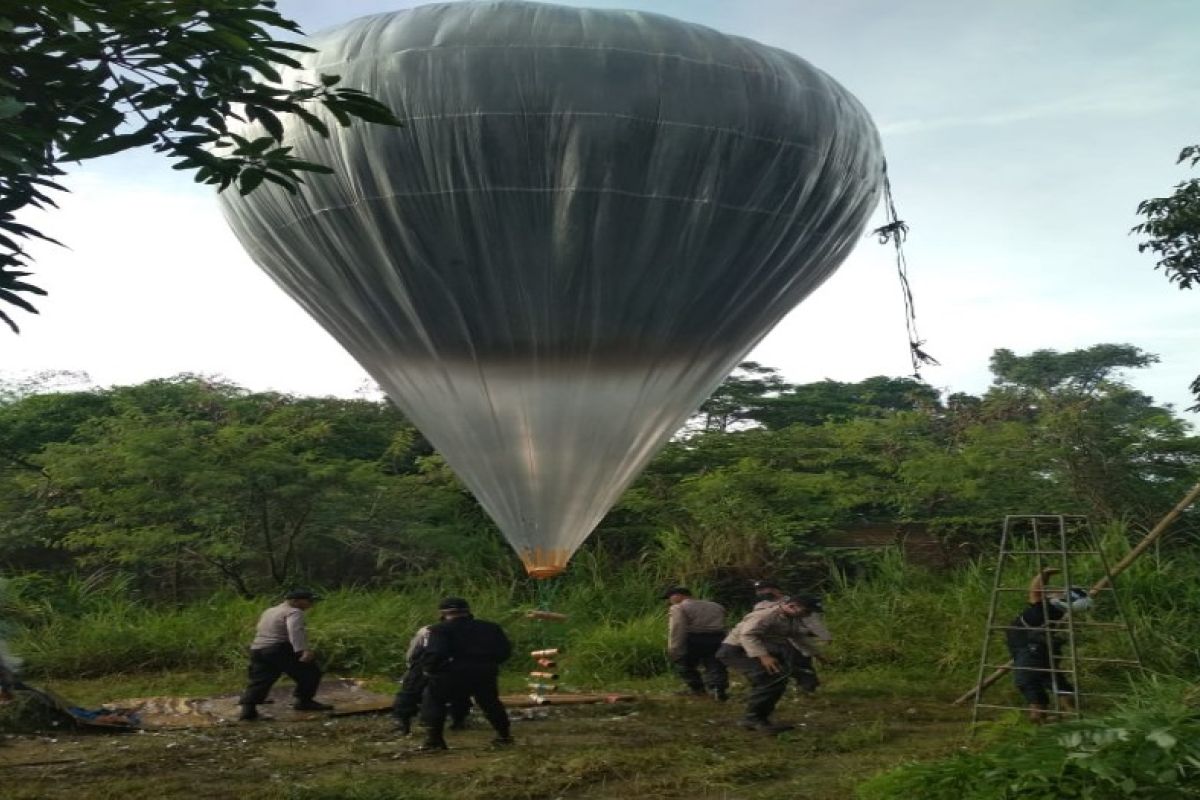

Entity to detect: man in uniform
[417,597,513,751]
[392,616,472,735]
[238,588,332,721]
[663,586,729,701]
[717,596,827,734]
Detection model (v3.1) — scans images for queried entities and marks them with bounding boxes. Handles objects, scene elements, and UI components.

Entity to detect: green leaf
[60,129,158,161]
[0,289,40,315]
[238,168,265,195]
[0,305,18,333]
[245,106,285,141]
[1146,729,1177,750]
[0,96,25,119]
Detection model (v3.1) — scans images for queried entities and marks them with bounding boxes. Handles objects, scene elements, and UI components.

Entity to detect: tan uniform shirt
[405,625,431,666]
[249,602,309,652]
[667,598,727,657]
[723,607,828,658]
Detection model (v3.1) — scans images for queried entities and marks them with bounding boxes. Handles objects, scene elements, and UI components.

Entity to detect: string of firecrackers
[526,608,568,704]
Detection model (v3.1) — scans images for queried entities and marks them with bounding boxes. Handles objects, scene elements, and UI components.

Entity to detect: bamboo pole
[953,480,1200,706]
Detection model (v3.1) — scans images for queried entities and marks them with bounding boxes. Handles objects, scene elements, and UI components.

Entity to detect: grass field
[0,669,972,800]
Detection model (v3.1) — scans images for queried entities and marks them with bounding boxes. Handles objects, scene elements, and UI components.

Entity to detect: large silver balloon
[219,1,884,578]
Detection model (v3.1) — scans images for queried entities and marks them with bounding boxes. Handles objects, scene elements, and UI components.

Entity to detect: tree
[1133,144,1200,409]
[692,361,790,433]
[752,375,940,430]
[989,344,1158,394]
[986,345,1198,521]
[0,1,400,331]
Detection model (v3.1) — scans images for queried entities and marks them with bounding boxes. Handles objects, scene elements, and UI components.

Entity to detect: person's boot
[738,718,794,735]
[393,716,412,736]
[238,703,259,722]
[449,716,469,731]
[293,699,334,711]
[490,734,515,747]
[414,737,448,752]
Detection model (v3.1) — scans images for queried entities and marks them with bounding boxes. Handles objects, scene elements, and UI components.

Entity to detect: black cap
[752,579,783,591]
[438,596,470,612]
[660,586,691,599]
[285,588,322,601]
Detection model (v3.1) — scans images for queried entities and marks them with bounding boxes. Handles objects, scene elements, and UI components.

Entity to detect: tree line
[0,343,1196,602]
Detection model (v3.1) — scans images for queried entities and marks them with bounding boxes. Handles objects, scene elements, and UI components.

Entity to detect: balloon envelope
[219,1,884,577]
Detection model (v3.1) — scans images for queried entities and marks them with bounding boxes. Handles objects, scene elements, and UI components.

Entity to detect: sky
[8,0,1200,422]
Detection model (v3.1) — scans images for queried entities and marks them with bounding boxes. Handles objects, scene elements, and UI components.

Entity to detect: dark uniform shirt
[1008,602,1066,649]
[421,615,512,673]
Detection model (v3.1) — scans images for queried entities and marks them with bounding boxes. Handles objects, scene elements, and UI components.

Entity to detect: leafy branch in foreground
[0,1,401,332]
[1134,145,1200,291]
[1133,144,1200,411]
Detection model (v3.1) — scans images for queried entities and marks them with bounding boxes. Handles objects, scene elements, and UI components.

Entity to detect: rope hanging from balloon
[872,164,939,380]
[525,576,567,703]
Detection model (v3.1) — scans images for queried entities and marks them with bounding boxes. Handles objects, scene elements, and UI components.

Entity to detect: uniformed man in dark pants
[717,596,825,734]
[392,618,472,735]
[238,588,332,721]
[417,597,513,751]
[663,586,729,700]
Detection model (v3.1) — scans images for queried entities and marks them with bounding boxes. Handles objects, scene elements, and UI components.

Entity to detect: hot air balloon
[219,1,884,580]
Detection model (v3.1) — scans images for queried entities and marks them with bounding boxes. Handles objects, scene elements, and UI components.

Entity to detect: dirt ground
[0,676,971,800]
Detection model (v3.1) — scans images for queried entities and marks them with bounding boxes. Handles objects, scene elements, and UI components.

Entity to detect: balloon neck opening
[521,548,570,580]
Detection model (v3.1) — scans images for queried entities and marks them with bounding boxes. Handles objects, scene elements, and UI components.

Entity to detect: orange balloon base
[520,548,570,580]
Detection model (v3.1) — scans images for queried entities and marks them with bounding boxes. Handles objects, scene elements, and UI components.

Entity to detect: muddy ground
[0,675,974,800]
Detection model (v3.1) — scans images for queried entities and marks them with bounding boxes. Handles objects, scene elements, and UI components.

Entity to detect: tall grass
[6,526,1200,695]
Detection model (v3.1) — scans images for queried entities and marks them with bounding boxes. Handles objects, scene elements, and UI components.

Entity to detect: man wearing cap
[752,580,788,610]
[391,617,472,735]
[663,587,729,701]
[717,596,826,734]
[238,588,332,721]
[416,597,513,751]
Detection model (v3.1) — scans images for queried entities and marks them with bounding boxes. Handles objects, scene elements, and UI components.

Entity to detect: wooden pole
[953,480,1200,706]
[1087,480,1200,595]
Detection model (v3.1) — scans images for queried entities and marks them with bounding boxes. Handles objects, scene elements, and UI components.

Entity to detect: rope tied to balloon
[873,164,939,381]
[524,576,566,703]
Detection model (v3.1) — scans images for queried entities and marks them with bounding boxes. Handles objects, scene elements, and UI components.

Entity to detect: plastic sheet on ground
[93,679,633,730]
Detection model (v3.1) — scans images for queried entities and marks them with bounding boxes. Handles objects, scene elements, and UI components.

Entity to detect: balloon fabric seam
[243,186,822,233]
[304,43,813,80]
[394,112,825,153]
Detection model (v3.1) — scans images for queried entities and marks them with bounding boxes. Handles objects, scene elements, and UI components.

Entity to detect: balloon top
[220,1,883,582]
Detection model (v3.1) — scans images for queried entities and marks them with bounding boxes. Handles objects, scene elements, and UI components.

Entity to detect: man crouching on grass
[717,596,825,735]
[238,588,333,721]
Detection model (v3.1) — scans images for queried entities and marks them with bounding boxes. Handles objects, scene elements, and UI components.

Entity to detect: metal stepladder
[970,515,1145,724]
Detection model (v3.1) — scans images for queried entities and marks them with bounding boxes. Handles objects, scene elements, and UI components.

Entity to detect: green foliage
[1134,145,1200,291]
[0,0,401,330]
[857,706,1200,799]
[0,344,1196,608]
[1132,144,1200,410]
[693,360,788,432]
[990,344,1159,394]
[0,375,498,596]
